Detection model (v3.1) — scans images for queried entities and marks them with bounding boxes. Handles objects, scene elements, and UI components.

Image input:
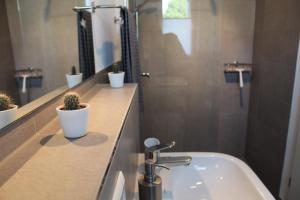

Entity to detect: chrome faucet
[145,141,192,167]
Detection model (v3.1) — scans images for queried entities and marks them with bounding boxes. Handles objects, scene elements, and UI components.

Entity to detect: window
[162,0,192,55]
[162,0,190,19]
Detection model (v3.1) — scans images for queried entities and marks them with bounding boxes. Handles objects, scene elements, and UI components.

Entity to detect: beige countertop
[0,84,137,200]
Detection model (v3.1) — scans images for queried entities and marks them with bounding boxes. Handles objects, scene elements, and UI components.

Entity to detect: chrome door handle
[141,72,150,77]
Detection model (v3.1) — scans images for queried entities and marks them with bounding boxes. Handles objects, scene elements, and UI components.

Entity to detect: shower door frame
[280,36,300,200]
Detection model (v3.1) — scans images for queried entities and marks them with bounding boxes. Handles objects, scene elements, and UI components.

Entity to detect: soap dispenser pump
[138,159,168,200]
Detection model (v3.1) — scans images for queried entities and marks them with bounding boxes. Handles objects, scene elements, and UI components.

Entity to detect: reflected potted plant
[66,66,83,88]
[56,92,89,138]
[108,61,125,88]
[0,93,18,129]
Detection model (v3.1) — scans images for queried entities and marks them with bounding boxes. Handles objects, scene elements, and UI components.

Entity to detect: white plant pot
[56,103,89,138]
[108,72,125,88]
[0,105,18,129]
[66,73,83,88]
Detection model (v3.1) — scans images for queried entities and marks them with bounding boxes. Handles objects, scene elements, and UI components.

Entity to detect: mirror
[0,0,94,129]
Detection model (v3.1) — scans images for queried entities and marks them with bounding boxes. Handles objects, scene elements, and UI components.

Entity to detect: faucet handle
[144,140,176,162]
[154,164,170,170]
[146,141,176,153]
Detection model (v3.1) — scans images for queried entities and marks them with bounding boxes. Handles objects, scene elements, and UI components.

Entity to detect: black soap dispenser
[138,159,163,200]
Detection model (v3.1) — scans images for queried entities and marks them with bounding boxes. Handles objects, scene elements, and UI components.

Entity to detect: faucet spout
[144,139,192,167]
[156,156,192,167]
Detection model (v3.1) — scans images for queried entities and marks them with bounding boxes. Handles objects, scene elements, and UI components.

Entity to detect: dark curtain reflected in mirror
[77,10,95,80]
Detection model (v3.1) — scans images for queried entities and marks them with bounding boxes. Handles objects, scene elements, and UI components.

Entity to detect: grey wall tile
[246,0,300,197]
[218,113,248,158]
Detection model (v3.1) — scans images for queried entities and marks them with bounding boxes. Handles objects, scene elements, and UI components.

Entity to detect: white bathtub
[156,152,275,200]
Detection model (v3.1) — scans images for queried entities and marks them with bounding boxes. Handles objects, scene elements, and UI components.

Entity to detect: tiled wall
[246,0,300,196]
[0,0,19,103]
[139,0,255,157]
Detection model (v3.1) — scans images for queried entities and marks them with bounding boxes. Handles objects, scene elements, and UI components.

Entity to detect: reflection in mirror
[162,0,192,55]
[0,0,94,129]
[162,0,190,19]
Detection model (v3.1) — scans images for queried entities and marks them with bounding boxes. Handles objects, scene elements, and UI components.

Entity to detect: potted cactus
[66,66,83,88]
[0,93,18,129]
[108,61,125,88]
[56,92,89,138]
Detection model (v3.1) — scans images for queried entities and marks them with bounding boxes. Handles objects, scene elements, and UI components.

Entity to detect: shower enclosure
[138,0,255,157]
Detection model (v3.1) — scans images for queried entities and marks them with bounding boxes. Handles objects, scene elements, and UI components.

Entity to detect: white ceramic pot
[66,73,83,88]
[56,103,89,138]
[0,105,18,129]
[108,72,125,88]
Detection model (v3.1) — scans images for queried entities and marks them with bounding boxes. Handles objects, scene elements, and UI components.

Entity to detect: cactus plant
[63,92,81,110]
[108,61,125,88]
[57,92,89,138]
[112,61,122,74]
[0,93,13,111]
[71,66,77,75]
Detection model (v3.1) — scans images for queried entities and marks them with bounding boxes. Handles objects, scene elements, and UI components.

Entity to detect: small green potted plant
[108,61,125,88]
[66,66,83,88]
[56,92,89,138]
[0,93,18,129]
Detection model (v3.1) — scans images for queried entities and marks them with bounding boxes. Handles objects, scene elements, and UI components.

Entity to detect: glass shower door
[138,0,220,152]
[138,0,255,156]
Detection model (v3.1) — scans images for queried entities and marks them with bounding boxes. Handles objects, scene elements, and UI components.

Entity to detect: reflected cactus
[0,93,13,111]
[112,61,122,74]
[64,92,80,110]
[71,66,77,75]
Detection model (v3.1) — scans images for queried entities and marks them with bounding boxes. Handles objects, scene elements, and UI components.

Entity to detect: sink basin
[157,152,275,200]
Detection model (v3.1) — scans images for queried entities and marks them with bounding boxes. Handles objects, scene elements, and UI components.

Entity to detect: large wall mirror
[0,0,94,129]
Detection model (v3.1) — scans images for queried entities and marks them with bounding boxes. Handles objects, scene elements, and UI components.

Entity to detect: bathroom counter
[0,84,137,200]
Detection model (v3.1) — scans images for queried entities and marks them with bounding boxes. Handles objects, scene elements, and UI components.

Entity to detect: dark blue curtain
[77,11,95,79]
[120,7,143,114]
[120,7,141,83]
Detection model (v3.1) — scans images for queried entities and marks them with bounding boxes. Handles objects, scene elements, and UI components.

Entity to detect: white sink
[157,152,275,200]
